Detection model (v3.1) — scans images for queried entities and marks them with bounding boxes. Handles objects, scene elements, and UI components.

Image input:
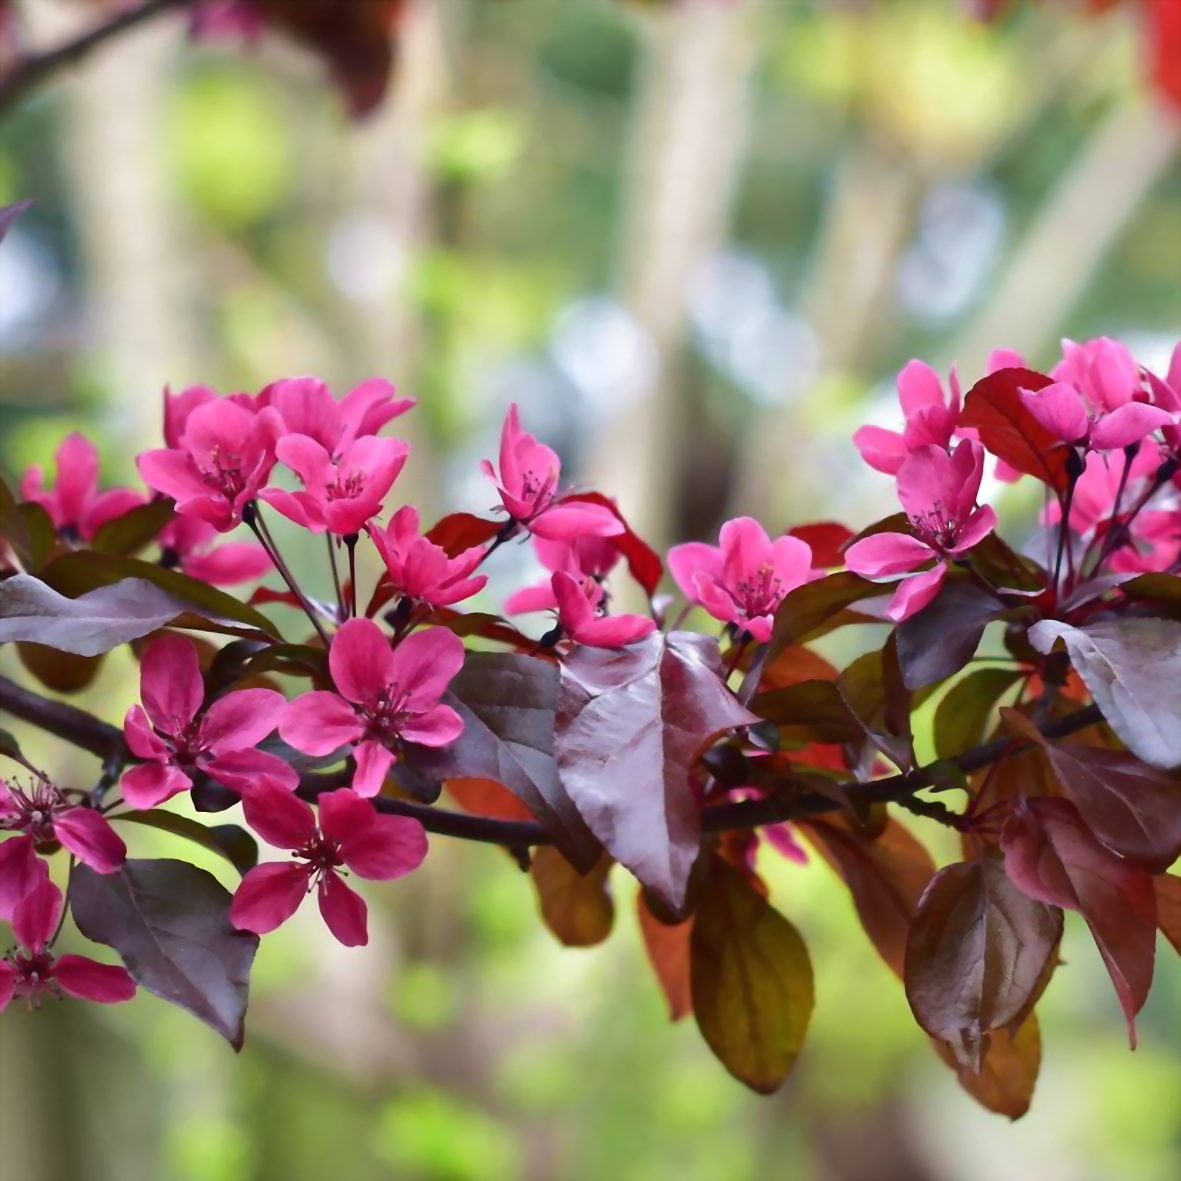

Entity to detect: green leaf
[934,667,1023,760]
[690,857,814,1094]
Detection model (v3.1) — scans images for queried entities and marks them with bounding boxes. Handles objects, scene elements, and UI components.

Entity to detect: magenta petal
[1089,403,1173,451]
[340,815,428,881]
[986,348,1026,374]
[329,617,396,708]
[529,503,623,540]
[885,564,947,623]
[948,505,998,556]
[123,705,171,761]
[315,788,375,843]
[852,425,908,475]
[180,542,273,586]
[53,956,137,1003]
[202,749,298,794]
[53,808,126,874]
[139,634,204,733]
[389,627,465,712]
[572,613,657,648]
[240,782,318,850]
[351,740,395,798]
[230,862,310,935]
[844,533,933,578]
[667,542,723,604]
[1021,383,1089,444]
[897,359,946,417]
[12,876,61,950]
[258,488,317,530]
[200,688,286,752]
[136,449,208,504]
[0,964,16,1011]
[317,871,368,947]
[120,762,192,811]
[503,582,560,615]
[280,691,363,756]
[398,703,465,747]
[0,835,48,921]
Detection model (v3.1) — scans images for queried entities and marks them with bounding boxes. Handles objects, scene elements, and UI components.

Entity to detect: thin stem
[326,533,344,621]
[1053,474,1077,593]
[49,856,78,947]
[247,507,331,647]
[345,533,359,619]
[0,0,189,119]
[1093,455,1177,573]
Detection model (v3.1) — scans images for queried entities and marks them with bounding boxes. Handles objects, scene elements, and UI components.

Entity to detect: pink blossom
[0,778,125,918]
[230,784,427,947]
[139,399,283,531]
[844,440,997,622]
[1145,341,1181,453]
[367,506,487,609]
[1052,337,1142,412]
[668,517,813,643]
[548,572,656,648]
[852,361,961,475]
[281,620,465,798]
[1021,381,1172,452]
[260,433,409,536]
[121,634,294,809]
[159,516,273,586]
[481,404,623,540]
[0,879,136,1011]
[263,376,414,458]
[20,433,146,543]
[504,535,622,617]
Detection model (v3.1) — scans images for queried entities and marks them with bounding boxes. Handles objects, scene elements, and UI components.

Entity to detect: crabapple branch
[0,0,191,120]
[0,671,1103,847]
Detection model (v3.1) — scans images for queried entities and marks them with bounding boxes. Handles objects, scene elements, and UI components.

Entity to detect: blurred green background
[1,1,1180,1179]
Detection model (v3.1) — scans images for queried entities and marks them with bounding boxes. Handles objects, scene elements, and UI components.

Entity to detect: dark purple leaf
[556,631,758,910]
[71,859,259,1048]
[114,812,258,876]
[768,571,888,658]
[91,498,177,556]
[896,580,1003,690]
[905,860,1062,1070]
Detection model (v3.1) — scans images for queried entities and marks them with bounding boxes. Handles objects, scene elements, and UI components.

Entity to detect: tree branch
[0,672,1105,849]
[0,0,190,120]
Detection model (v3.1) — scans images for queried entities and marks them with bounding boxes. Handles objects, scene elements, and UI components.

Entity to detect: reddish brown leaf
[424,513,502,558]
[1001,797,1156,1044]
[933,1017,1041,1121]
[690,858,814,1094]
[531,849,614,948]
[759,644,839,690]
[1155,874,1181,958]
[799,815,936,978]
[17,642,103,694]
[959,367,1071,492]
[637,892,693,1021]
[787,522,854,569]
[446,777,537,823]
[768,572,887,658]
[905,860,1062,1070]
[556,631,757,910]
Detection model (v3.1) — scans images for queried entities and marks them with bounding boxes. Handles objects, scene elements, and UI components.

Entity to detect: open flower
[504,535,622,617]
[158,516,273,586]
[263,376,414,459]
[548,571,655,648]
[367,506,487,608]
[844,440,997,622]
[260,433,410,536]
[139,399,283,531]
[668,517,813,643]
[1,778,124,918]
[20,433,146,543]
[1021,381,1172,452]
[481,404,623,540]
[121,634,293,809]
[1052,336,1142,412]
[281,620,465,797]
[853,361,961,475]
[0,879,136,1011]
[230,784,427,947]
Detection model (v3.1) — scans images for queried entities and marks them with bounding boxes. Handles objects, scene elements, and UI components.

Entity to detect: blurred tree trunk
[587,0,759,554]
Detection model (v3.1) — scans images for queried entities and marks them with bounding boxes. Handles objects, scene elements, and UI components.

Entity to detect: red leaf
[759,644,839,690]
[562,491,664,597]
[798,815,936,979]
[556,632,758,911]
[904,860,1062,1070]
[530,849,614,948]
[1001,797,1156,1044]
[932,1017,1041,1120]
[1149,0,1181,107]
[249,586,304,610]
[637,891,694,1021]
[445,777,536,823]
[787,522,854,569]
[1156,874,1181,957]
[424,513,502,558]
[689,857,814,1094]
[960,367,1072,493]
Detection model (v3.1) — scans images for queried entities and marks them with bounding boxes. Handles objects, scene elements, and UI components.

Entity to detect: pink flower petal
[122,705,171,761]
[280,691,363,756]
[529,502,623,540]
[136,449,209,506]
[388,627,466,712]
[199,688,286,752]
[398,703,465,747]
[231,862,311,935]
[268,377,341,452]
[317,871,368,946]
[667,542,724,604]
[351,740,395,798]
[12,876,61,950]
[885,563,947,622]
[1089,403,1173,451]
[120,762,192,810]
[53,808,126,874]
[504,582,560,615]
[570,612,657,648]
[852,425,908,475]
[258,487,318,531]
[180,541,273,586]
[240,782,318,850]
[53,956,137,1003]
[139,634,204,735]
[50,433,100,525]
[340,815,428,881]
[947,505,998,556]
[329,617,397,708]
[986,348,1026,373]
[844,533,934,578]
[82,487,148,540]
[897,359,946,418]
[201,749,299,794]
[1021,382,1089,444]
[0,836,47,921]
